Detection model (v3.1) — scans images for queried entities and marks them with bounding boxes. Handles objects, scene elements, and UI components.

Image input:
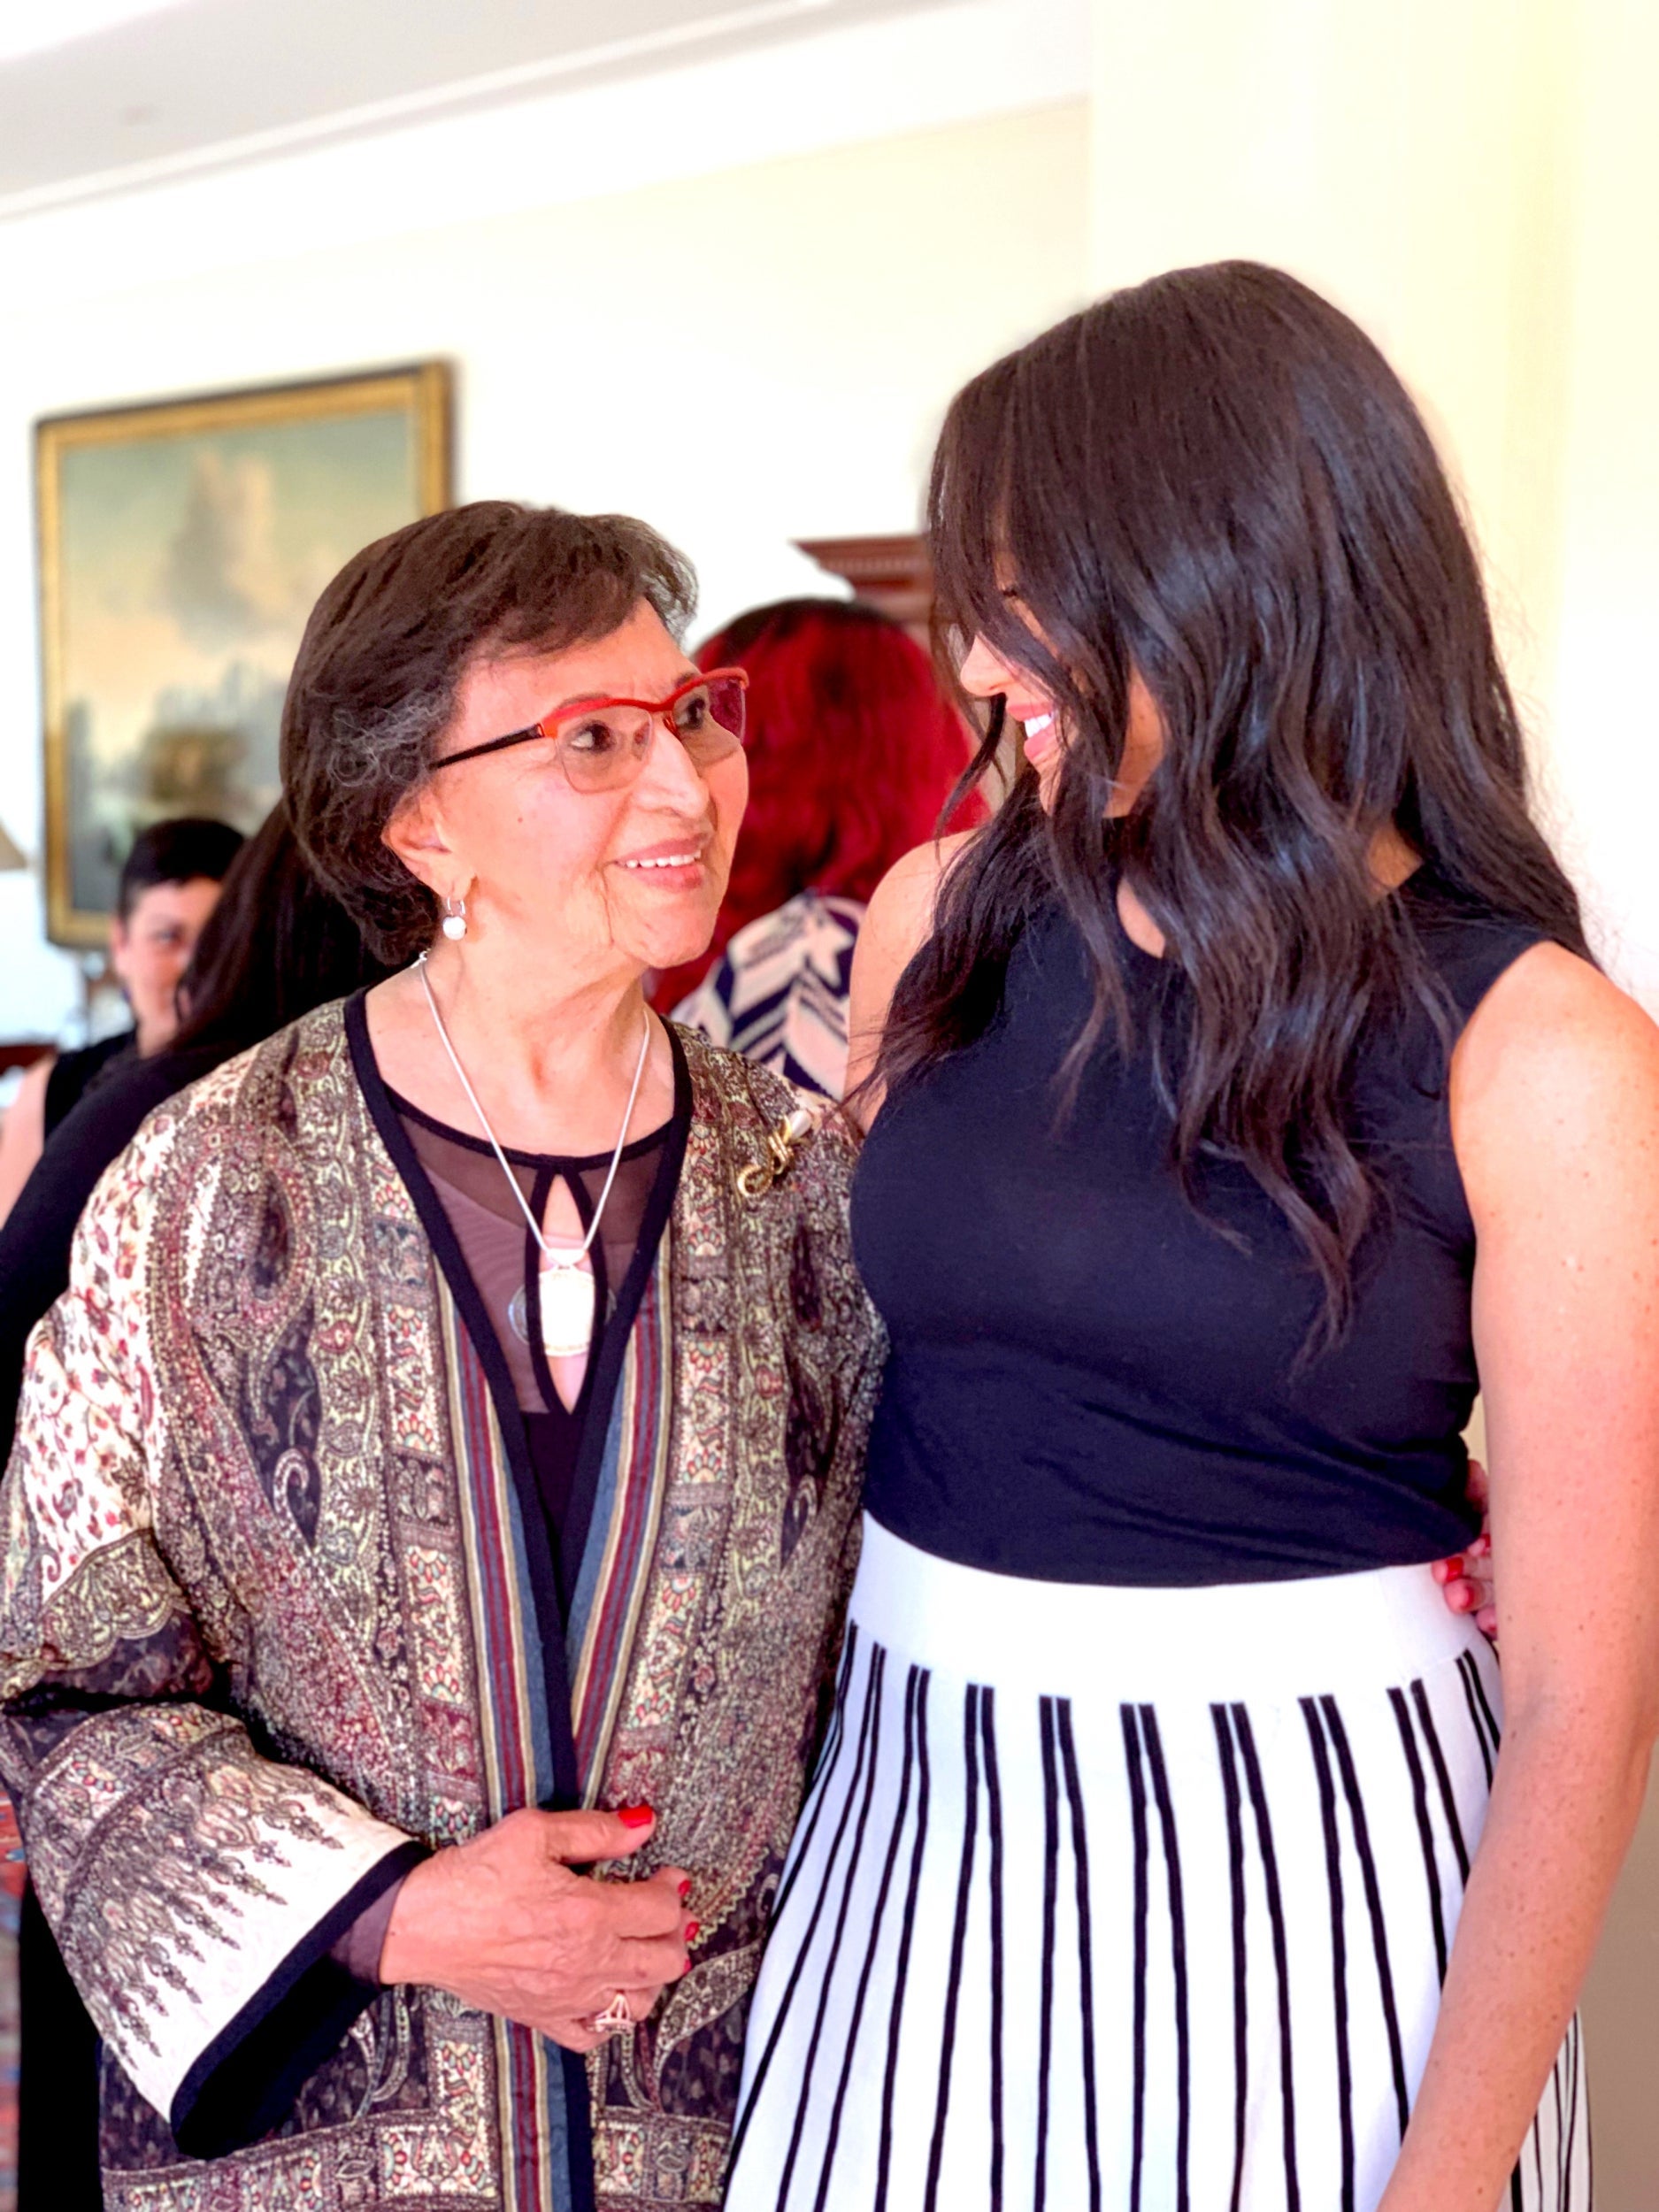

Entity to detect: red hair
[654,597,981,1008]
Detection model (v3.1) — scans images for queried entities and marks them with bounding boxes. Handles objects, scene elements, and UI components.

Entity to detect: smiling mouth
[618,849,702,872]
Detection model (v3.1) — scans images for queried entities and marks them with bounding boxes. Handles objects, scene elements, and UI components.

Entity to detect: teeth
[1025,712,1055,736]
[622,852,697,870]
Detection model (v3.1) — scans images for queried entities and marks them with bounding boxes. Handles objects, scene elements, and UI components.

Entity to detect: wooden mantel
[794,532,932,642]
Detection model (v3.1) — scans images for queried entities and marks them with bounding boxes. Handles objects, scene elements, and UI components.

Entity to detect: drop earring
[441,895,467,942]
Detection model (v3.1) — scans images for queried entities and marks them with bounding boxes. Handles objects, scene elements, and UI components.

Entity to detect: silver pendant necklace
[415,953,651,1360]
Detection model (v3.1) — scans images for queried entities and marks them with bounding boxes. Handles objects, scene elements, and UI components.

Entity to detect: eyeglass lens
[557,675,747,790]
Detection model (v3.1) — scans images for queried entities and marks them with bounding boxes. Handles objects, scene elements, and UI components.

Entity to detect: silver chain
[413,952,651,1270]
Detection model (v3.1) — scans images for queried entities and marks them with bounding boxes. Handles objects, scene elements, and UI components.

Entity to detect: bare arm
[1381,945,1659,2210]
[844,833,977,1123]
[0,1056,52,1230]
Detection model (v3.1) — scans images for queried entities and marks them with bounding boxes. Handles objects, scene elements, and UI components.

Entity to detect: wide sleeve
[0,1132,421,2150]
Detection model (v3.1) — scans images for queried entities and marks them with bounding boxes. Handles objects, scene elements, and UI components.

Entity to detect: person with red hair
[666,597,979,1094]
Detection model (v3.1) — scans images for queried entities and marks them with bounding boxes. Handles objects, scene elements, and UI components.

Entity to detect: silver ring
[591,1991,633,2038]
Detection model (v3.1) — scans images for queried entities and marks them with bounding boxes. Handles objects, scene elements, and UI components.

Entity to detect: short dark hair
[117,816,243,921]
[282,501,697,963]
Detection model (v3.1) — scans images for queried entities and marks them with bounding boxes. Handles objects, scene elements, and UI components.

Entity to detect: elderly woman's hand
[1432,1455,1498,1640]
[380,1806,694,2050]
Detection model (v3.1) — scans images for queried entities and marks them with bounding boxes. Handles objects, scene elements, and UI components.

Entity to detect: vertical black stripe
[1301,1699,1356,2212]
[1410,1678,1471,1884]
[1210,1706,1250,2212]
[1057,1701,1103,2212]
[812,1665,921,2212]
[1233,1703,1301,2212]
[1319,1696,1409,2137]
[728,1636,881,2166]
[1121,1706,1151,2212]
[1140,1707,1191,2212]
[1388,1686,1449,1980]
[1463,1649,1504,1754]
[1456,1650,1501,1786]
[816,1622,860,1784]
[873,1670,932,2212]
[1553,2036,1566,2203]
[981,1689,1006,2212]
[1563,2016,1581,2210]
[1587,2019,1595,2202]
[1035,1698,1060,2212]
[1509,2159,1524,2212]
[776,1647,888,2208]
[770,1625,860,1933]
[1585,2016,1595,2209]
[922,1685,981,2212]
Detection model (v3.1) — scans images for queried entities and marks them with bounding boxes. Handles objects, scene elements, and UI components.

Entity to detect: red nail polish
[685,1921,701,1944]
[618,1804,653,1828]
[679,1878,692,1902]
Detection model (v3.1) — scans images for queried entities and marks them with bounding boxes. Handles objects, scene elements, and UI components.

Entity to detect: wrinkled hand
[1432,1455,1497,1641]
[380,1806,693,2052]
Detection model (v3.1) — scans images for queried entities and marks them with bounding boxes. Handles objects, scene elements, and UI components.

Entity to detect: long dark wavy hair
[880,260,1590,1340]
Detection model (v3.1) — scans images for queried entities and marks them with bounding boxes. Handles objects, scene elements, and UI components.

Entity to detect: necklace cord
[413,952,651,1270]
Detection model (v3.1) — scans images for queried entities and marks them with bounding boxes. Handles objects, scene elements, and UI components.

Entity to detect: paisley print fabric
[0,1002,881,2212]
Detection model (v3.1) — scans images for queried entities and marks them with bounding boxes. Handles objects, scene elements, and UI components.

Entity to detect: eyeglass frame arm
[430,666,749,773]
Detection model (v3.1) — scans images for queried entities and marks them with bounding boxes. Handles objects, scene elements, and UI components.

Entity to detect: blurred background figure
[665,598,980,1095]
[0,798,392,1464]
[0,816,243,1225]
[0,799,391,2212]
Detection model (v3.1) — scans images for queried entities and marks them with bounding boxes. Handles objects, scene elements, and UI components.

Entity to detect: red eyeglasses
[432,667,749,795]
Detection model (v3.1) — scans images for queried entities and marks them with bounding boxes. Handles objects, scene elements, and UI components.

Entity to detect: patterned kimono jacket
[0,1002,882,2212]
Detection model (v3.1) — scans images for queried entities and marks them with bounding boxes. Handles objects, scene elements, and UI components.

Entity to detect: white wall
[1087,0,1659,1013]
[0,0,1090,1038]
[1083,4,1659,2199]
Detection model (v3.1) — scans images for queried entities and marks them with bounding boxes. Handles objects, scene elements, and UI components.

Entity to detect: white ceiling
[0,0,956,215]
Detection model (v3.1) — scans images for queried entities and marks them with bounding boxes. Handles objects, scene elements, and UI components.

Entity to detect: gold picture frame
[36,361,452,947]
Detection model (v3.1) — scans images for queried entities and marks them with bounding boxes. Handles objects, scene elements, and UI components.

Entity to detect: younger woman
[727,263,1659,2212]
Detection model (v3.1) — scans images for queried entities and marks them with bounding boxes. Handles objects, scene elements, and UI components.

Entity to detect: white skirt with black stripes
[725,1515,1590,2212]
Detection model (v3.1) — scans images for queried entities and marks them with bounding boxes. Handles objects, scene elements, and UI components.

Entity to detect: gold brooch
[736,1106,818,1199]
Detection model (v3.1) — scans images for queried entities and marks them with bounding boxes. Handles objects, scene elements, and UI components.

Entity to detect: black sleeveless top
[43,1029,135,1140]
[853,870,1544,1586]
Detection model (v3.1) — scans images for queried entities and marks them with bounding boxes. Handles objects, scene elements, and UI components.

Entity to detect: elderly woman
[0,503,881,2212]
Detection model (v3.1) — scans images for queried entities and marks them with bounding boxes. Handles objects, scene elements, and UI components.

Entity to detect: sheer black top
[854,869,1546,1586]
[345,996,690,1616]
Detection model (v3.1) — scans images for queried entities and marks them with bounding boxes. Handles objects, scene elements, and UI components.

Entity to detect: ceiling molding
[0,0,890,222]
[0,0,1088,295]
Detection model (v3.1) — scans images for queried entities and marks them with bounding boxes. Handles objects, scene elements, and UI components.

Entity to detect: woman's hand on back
[380,1806,693,2051]
[1432,1455,1497,1640]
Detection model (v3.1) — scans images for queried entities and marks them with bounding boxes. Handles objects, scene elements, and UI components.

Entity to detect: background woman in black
[0,815,243,1225]
[727,263,1659,2212]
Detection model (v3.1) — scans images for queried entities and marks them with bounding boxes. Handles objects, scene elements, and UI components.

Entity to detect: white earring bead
[441,895,467,941]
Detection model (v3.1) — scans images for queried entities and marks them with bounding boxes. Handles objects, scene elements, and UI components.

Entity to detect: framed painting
[35,361,452,947]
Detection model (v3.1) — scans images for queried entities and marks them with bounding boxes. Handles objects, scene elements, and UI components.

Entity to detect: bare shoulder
[0,1053,55,1225]
[1452,941,1659,1203]
[858,832,979,971]
[10,1053,56,1110]
[846,833,981,1112]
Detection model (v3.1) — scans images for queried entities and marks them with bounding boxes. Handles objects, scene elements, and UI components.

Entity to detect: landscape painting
[36,362,451,945]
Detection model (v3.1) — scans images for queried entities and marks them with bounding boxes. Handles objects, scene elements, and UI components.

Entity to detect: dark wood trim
[795,532,933,641]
